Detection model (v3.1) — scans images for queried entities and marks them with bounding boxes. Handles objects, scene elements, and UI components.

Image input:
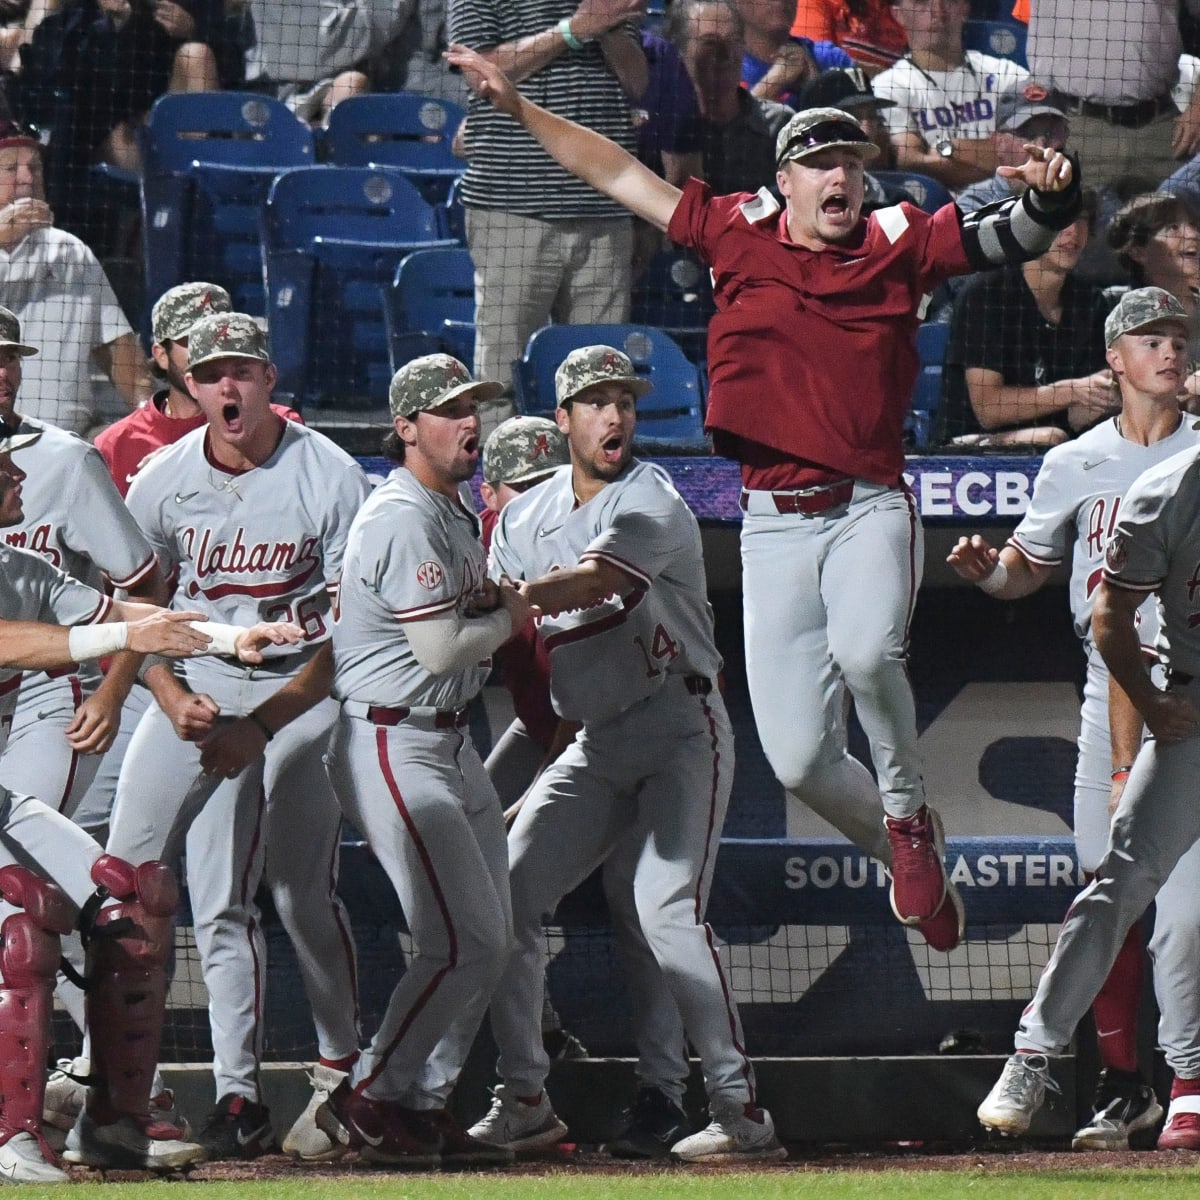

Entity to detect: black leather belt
[1048,90,1175,129]
[684,675,712,695]
[366,705,468,729]
[1169,670,1195,688]
[739,480,855,515]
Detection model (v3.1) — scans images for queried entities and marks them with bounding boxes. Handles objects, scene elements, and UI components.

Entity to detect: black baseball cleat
[195,1094,278,1161]
[1072,1068,1163,1151]
[606,1087,691,1160]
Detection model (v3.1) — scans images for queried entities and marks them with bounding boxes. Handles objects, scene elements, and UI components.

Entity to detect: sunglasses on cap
[777,118,870,167]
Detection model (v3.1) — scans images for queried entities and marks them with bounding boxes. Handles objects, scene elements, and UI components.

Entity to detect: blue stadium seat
[962,18,1028,67]
[906,321,950,450]
[263,166,458,408]
[141,92,315,325]
[514,324,708,449]
[872,169,954,214]
[384,246,477,371]
[323,92,466,204]
[630,249,713,366]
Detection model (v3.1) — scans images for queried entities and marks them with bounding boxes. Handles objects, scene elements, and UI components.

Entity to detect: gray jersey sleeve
[61,446,158,590]
[1103,464,1179,593]
[581,469,690,588]
[364,503,465,621]
[317,461,373,605]
[1010,446,1076,566]
[124,465,179,583]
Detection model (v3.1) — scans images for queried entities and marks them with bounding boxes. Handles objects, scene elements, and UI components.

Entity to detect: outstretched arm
[446,43,681,233]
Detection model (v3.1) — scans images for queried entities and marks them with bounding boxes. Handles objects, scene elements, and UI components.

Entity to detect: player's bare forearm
[446,43,680,232]
[946,536,1048,599]
[250,641,334,735]
[102,332,154,410]
[1094,582,1198,742]
[1108,671,1145,776]
[520,558,636,615]
[0,620,79,669]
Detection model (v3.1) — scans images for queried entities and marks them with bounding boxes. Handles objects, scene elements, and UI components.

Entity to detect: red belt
[366,705,468,729]
[740,481,854,515]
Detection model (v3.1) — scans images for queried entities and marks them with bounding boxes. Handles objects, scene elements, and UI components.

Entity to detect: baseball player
[0,440,301,1180]
[446,45,1084,953]
[951,287,1200,1150]
[976,289,1200,1149]
[459,345,784,1164]
[314,355,534,1167]
[481,415,692,1159]
[106,313,369,1162]
[0,306,167,825]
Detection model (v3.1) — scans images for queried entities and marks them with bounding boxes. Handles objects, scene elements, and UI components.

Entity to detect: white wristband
[977,559,1009,596]
[187,621,243,657]
[68,621,128,662]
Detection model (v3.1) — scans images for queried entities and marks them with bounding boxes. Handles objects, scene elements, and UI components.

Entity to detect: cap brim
[187,349,271,371]
[0,341,37,357]
[558,376,654,407]
[782,139,880,165]
[1001,105,1068,130]
[835,95,896,111]
[1109,315,1190,346]
[0,430,43,453]
[506,464,564,487]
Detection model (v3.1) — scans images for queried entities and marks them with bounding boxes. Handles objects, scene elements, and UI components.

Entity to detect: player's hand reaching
[999,143,1073,192]
[65,690,123,755]
[199,717,266,779]
[445,44,522,117]
[161,689,221,742]
[233,621,304,664]
[946,534,1000,582]
[498,576,539,635]
[1142,689,1200,745]
[463,579,500,617]
[126,608,213,656]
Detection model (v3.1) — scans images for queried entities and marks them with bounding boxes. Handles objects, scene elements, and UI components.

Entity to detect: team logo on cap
[529,433,551,463]
[416,560,445,590]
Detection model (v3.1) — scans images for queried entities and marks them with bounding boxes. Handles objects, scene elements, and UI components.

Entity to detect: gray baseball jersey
[125,421,370,682]
[1103,442,1200,676]
[0,544,111,737]
[490,461,722,724]
[1010,416,1200,647]
[332,471,491,711]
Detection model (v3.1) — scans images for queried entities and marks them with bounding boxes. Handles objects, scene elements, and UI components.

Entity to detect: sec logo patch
[416,560,445,590]
[1105,532,1128,574]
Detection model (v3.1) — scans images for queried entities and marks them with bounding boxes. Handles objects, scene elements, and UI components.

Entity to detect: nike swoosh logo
[538,525,563,538]
[175,491,200,503]
[237,1122,271,1147]
[125,472,138,483]
[1081,458,1109,471]
[354,1127,385,1147]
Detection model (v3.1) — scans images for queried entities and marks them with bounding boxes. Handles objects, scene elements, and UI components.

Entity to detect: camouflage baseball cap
[152,282,232,344]
[482,416,569,485]
[554,345,653,407]
[1104,286,1190,347]
[186,312,271,370]
[388,353,504,419]
[776,106,879,167]
[0,429,42,454]
[0,306,37,357]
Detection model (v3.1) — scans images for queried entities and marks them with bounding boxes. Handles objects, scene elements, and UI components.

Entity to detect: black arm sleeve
[958,152,1083,271]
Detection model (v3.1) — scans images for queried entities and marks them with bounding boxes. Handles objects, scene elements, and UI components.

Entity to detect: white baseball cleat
[42,1057,89,1131]
[0,1131,69,1184]
[282,1064,349,1162]
[977,1053,1060,1136]
[466,1086,567,1151]
[63,1110,205,1172]
[669,1105,787,1163]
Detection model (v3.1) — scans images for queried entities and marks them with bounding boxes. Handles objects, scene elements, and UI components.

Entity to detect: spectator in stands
[448,0,648,437]
[384,0,471,105]
[25,0,222,173]
[735,0,851,108]
[790,0,907,75]
[1106,192,1200,402]
[1027,0,1200,188]
[0,119,151,432]
[244,0,411,126]
[938,188,1119,448]
[956,82,1069,214]
[666,0,791,196]
[873,0,1027,191]
[636,25,702,190]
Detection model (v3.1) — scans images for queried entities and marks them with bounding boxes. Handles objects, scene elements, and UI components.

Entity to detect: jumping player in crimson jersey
[107,313,369,1163]
[0,444,301,1182]
[461,346,784,1164]
[446,42,1083,952]
[976,289,1200,1148]
[952,287,1200,1151]
[315,355,534,1168]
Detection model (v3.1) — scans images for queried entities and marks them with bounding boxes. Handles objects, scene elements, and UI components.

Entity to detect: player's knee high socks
[1091,916,1143,1074]
[0,866,76,1148]
[80,854,178,1120]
